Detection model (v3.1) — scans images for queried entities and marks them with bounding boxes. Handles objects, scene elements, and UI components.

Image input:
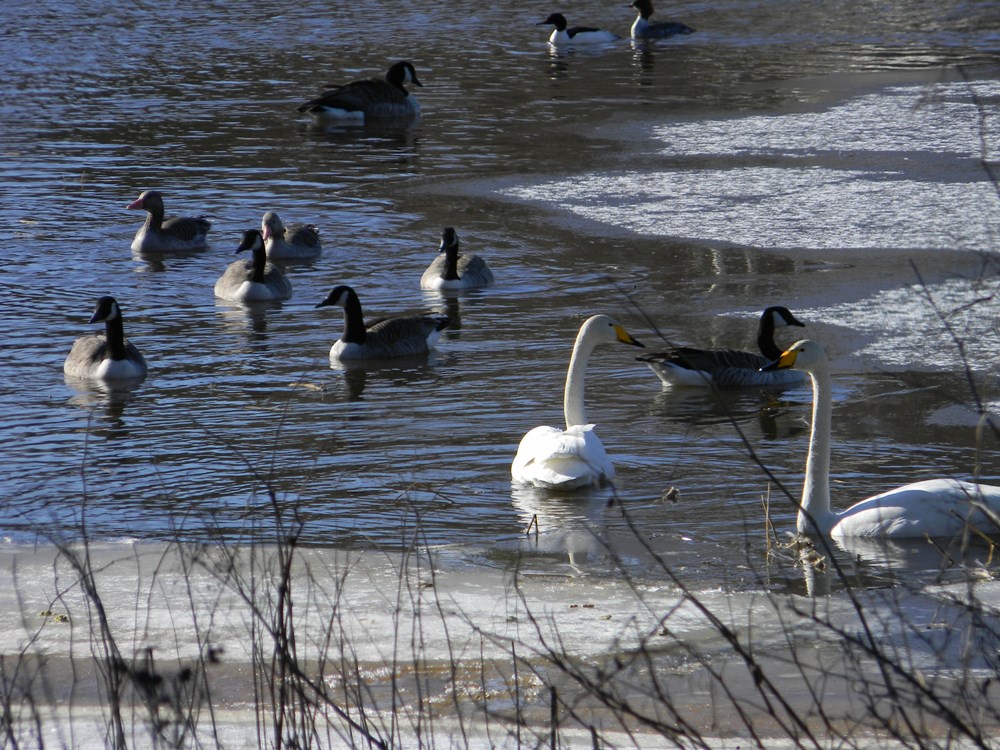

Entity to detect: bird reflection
[327,353,442,400]
[781,532,999,597]
[629,39,657,75]
[546,47,571,79]
[510,485,614,568]
[215,300,280,344]
[834,533,999,578]
[342,366,368,400]
[303,118,420,150]
[131,251,167,273]
[756,396,809,440]
[421,293,463,331]
[64,376,142,438]
[130,245,208,273]
[647,385,770,430]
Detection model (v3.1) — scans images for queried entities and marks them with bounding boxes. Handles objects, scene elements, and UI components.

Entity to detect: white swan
[64,296,148,381]
[511,315,644,490]
[764,339,1000,538]
[638,305,806,389]
[420,227,495,291]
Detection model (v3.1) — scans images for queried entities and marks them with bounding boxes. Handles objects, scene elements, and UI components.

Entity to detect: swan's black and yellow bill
[614,325,645,348]
[762,347,797,372]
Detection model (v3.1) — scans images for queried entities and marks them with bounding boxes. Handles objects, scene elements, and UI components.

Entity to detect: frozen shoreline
[3,539,1000,747]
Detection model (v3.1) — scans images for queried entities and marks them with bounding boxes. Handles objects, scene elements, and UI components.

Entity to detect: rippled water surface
[3,0,1000,588]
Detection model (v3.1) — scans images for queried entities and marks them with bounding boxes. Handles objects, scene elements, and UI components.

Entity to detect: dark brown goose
[126,190,210,253]
[297,61,422,122]
[420,227,494,291]
[315,285,449,361]
[64,296,148,381]
[214,229,292,303]
[637,306,806,388]
[260,211,322,260]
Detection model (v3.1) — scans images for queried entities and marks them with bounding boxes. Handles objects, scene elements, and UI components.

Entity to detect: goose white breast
[214,229,293,303]
[64,296,148,382]
[764,339,1000,538]
[638,305,807,389]
[512,315,644,490]
[315,284,450,361]
[126,190,210,253]
[297,61,422,122]
[420,227,495,291]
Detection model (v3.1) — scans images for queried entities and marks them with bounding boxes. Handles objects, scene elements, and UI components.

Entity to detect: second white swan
[764,339,1000,538]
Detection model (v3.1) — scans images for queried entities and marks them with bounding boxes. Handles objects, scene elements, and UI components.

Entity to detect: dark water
[2,0,1000,589]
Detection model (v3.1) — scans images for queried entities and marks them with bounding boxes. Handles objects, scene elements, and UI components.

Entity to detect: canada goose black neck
[440,227,461,281]
[91,296,129,360]
[386,60,421,96]
[757,306,805,360]
[236,229,267,284]
[317,285,368,344]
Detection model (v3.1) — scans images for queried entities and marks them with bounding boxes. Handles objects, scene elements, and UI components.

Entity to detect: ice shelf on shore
[3,540,1000,747]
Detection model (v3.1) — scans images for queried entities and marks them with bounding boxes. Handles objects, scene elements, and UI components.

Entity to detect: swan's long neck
[563,328,595,429]
[799,365,836,535]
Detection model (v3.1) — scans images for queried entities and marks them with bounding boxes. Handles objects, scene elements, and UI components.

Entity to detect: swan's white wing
[832,479,1000,539]
[511,423,614,490]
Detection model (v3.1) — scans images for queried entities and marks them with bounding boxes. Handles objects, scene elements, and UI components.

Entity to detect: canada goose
[630,0,695,39]
[126,190,210,253]
[764,339,1000,538]
[315,285,450,361]
[511,315,644,490]
[261,211,322,260]
[214,229,293,303]
[638,306,806,389]
[297,61,422,121]
[64,296,148,381]
[420,227,495,291]
[538,13,620,45]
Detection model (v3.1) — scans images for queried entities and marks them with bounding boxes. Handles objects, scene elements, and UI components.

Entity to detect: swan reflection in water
[510,484,614,568]
[787,531,1000,597]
